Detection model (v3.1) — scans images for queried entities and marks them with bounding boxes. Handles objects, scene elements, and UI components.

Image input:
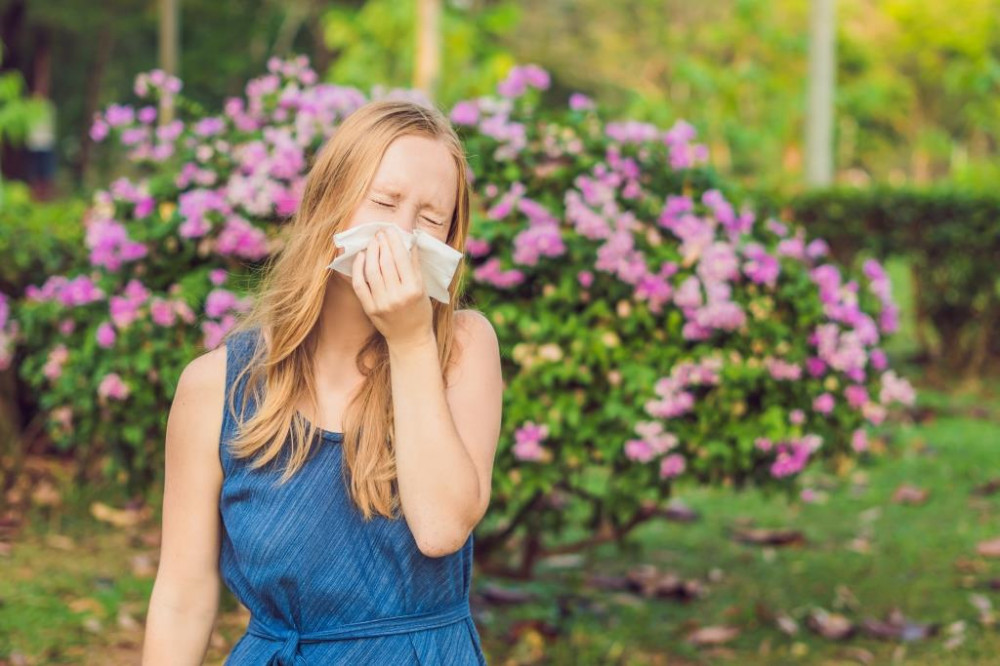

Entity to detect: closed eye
[373,198,443,225]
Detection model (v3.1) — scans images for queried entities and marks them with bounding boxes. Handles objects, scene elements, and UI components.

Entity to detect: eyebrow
[371,185,449,217]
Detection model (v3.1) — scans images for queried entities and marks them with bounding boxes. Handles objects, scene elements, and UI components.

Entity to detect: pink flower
[449,101,479,126]
[512,420,550,462]
[624,439,654,463]
[43,344,69,381]
[569,93,595,111]
[813,393,835,414]
[96,322,117,348]
[659,453,686,479]
[844,385,869,409]
[150,299,177,327]
[879,370,916,406]
[806,357,827,377]
[98,372,130,401]
[851,429,869,452]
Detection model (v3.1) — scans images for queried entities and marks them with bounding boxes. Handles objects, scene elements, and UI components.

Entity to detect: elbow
[413,488,489,558]
[415,521,473,558]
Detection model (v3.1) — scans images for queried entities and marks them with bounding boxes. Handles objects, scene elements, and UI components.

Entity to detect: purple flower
[90,118,109,142]
[96,322,117,348]
[851,429,869,452]
[497,64,550,98]
[806,356,826,377]
[512,224,566,266]
[513,420,550,462]
[845,385,869,409]
[767,358,802,381]
[659,453,686,479]
[813,393,835,414]
[43,344,69,381]
[98,372,130,401]
[449,101,479,126]
[568,93,595,111]
[465,237,491,258]
[472,258,524,288]
[879,370,916,406]
[624,439,655,463]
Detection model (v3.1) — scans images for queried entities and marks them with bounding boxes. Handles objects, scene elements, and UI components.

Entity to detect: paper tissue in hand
[326,221,463,304]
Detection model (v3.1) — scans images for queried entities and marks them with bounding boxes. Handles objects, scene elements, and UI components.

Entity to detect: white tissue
[326,221,463,304]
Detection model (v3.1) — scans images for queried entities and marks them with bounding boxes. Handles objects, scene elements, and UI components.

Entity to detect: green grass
[475,387,1000,664]
[4,383,999,664]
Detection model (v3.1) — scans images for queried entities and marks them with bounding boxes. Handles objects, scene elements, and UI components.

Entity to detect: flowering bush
[448,65,915,575]
[6,57,914,576]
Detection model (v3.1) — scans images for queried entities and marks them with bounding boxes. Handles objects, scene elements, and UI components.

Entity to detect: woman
[142,99,503,665]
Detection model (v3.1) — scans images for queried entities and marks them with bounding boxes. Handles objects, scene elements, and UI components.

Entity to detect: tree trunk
[75,23,114,184]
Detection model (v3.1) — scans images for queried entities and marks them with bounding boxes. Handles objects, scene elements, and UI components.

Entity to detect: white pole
[159,0,179,124]
[806,0,836,186]
[415,0,442,102]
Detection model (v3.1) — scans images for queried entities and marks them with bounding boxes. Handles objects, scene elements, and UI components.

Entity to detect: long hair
[221,99,472,521]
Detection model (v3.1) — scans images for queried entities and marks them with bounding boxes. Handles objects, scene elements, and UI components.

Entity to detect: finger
[364,237,386,309]
[352,250,375,311]
[409,242,427,294]
[377,231,403,288]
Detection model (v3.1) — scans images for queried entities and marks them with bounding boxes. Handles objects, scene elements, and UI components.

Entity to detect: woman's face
[346,134,458,245]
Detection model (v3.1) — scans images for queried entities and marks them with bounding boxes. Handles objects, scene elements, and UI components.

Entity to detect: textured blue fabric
[219,327,488,665]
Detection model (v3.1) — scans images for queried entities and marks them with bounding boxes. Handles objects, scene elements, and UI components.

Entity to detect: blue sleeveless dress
[218,326,488,665]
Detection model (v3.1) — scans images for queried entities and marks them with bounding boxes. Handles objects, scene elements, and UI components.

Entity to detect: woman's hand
[352,228,434,348]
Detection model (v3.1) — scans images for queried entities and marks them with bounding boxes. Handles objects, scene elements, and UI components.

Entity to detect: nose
[380,215,416,237]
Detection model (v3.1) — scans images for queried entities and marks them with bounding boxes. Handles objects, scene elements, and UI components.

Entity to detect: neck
[314,272,378,369]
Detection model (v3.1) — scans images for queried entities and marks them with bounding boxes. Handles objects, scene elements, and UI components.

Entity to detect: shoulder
[170,344,228,441]
[454,309,499,357]
[448,309,501,383]
[455,308,497,341]
[177,344,228,402]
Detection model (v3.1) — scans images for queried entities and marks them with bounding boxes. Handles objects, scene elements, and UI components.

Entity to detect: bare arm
[142,345,227,665]
[390,310,503,558]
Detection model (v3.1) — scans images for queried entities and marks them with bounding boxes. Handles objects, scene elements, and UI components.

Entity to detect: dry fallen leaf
[838,646,876,664]
[731,526,806,547]
[68,597,104,615]
[45,533,76,551]
[891,484,929,505]
[130,553,157,577]
[30,480,63,507]
[859,607,940,641]
[478,582,536,605]
[89,501,152,528]
[686,624,740,646]
[977,537,1000,558]
[805,607,855,640]
[971,478,1000,496]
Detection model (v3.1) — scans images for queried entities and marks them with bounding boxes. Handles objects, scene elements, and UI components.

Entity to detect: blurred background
[1,0,999,664]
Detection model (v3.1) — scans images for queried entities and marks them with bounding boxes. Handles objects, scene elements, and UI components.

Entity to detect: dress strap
[220,326,262,471]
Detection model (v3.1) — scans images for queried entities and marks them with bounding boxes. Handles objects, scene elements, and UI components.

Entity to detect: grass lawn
[3,376,998,665]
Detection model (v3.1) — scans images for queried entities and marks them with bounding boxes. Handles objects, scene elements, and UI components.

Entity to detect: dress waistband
[245,597,472,665]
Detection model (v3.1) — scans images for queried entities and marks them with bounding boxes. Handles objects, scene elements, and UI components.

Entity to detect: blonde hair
[222,98,472,521]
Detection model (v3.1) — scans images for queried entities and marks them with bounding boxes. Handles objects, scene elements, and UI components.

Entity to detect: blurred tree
[0,0,336,191]
[321,0,521,103]
[0,41,46,207]
[503,0,1000,190]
